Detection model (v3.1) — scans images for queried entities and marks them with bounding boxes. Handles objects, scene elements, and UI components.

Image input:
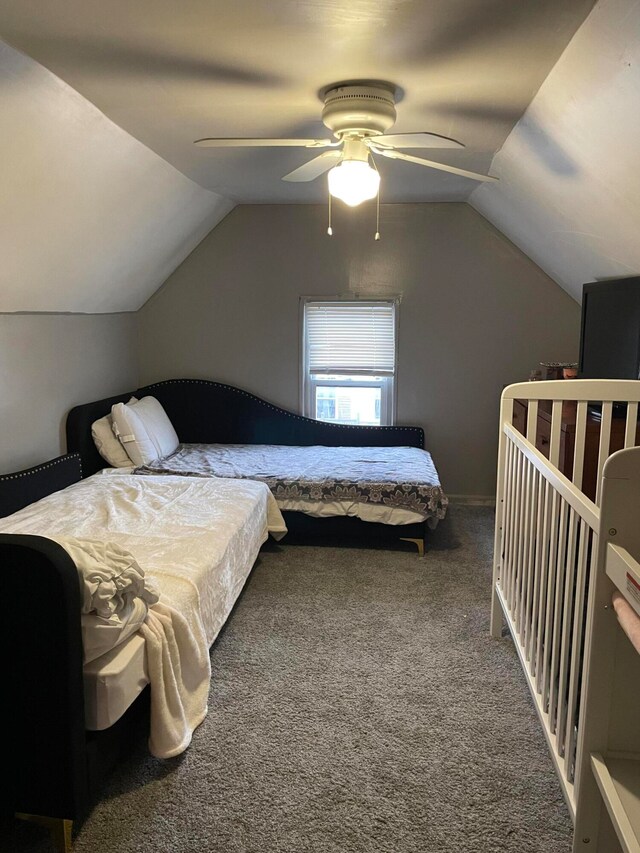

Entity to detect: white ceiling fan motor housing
[322,84,397,138]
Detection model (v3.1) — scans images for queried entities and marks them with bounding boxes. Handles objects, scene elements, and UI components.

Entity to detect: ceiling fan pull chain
[371,154,381,241]
[327,191,333,236]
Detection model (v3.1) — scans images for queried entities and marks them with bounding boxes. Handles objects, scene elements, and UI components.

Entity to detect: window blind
[305,301,396,375]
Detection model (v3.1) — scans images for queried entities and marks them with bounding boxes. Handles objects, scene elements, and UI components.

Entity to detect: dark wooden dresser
[512,399,639,501]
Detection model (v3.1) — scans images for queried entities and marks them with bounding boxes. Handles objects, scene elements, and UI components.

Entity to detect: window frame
[300,296,399,426]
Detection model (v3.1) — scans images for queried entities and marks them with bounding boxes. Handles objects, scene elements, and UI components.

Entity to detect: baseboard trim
[448,494,495,507]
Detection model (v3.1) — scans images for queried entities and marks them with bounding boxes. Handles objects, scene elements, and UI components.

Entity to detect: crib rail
[491,380,640,819]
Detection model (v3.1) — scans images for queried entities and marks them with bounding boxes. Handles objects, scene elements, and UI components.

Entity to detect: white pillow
[111,396,179,466]
[91,397,138,468]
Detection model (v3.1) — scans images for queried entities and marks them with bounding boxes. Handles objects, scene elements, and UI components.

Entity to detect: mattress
[84,634,148,730]
[0,473,287,729]
[138,443,449,525]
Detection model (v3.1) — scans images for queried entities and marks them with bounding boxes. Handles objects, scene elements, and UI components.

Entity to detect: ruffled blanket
[53,537,159,663]
[55,537,210,758]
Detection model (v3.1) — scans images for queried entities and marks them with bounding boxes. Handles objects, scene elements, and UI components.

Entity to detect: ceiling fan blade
[282,151,343,182]
[194,137,335,148]
[372,132,464,150]
[371,147,497,183]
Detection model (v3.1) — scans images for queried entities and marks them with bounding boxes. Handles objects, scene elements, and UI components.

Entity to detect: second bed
[67,379,448,551]
[136,441,447,527]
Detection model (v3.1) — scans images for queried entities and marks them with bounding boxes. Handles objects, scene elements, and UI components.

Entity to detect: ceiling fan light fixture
[327,160,380,207]
[195,81,496,197]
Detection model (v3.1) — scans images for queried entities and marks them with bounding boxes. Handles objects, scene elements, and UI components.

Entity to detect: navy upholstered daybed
[3,451,284,851]
[66,379,448,552]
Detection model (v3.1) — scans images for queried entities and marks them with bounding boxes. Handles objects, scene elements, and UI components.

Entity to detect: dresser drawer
[536,415,551,457]
[536,414,569,469]
[512,400,527,436]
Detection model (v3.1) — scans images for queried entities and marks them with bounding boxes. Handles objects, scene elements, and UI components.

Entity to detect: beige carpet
[6,506,573,852]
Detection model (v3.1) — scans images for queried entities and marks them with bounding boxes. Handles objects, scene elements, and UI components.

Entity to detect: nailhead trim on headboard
[0,452,83,482]
[142,379,425,448]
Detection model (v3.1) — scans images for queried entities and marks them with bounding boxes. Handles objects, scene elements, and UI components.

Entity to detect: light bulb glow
[328,160,380,207]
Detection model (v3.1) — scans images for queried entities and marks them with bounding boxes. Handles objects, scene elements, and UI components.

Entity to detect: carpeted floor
[6,507,573,852]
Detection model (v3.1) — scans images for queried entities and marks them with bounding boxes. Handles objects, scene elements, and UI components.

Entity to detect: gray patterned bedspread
[138,444,448,522]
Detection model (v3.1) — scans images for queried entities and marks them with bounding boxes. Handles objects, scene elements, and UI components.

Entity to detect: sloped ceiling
[471,0,640,303]
[0,0,594,203]
[0,40,233,313]
[3,0,629,315]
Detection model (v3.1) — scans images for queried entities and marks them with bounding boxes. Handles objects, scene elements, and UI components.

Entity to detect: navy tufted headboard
[66,378,425,478]
[0,453,83,518]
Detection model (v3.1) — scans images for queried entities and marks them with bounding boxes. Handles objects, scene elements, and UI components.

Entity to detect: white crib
[490,379,640,852]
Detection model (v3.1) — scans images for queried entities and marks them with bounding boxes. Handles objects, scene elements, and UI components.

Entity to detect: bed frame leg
[399,537,425,558]
[15,813,73,852]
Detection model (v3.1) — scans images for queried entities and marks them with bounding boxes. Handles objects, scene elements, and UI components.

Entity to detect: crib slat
[595,401,613,505]
[624,401,638,448]
[516,459,533,636]
[549,400,563,469]
[518,458,532,641]
[505,447,518,609]
[535,480,552,693]
[513,453,525,625]
[500,440,515,598]
[517,456,531,624]
[541,489,560,709]
[572,401,588,491]
[506,440,520,610]
[497,439,509,596]
[522,465,539,658]
[555,508,579,755]
[563,521,592,783]
[511,451,526,613]
[514,455,526,631]
[527,468,546,666]
[522,459,536,638]
[548,498,569,731]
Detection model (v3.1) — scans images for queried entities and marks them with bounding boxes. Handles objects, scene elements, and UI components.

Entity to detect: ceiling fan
[194,81,497,208]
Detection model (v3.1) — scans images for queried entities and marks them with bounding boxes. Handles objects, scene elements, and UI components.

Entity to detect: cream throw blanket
[55,536,210,759]
[140,601,210,758]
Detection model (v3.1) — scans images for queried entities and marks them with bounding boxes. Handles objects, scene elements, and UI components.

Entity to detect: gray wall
[0,313,138,473]
[139,202,581,496]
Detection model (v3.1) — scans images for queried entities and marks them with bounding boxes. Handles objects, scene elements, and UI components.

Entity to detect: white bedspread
[0,474,287,756]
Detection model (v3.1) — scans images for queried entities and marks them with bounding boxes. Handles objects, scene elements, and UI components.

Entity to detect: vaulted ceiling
[1,0,638,313]
[0,39,232,312]
[472,0,640,302]
[0,0,594,203]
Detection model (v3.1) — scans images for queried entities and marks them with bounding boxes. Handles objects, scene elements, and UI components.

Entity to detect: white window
[301,299,397,426]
